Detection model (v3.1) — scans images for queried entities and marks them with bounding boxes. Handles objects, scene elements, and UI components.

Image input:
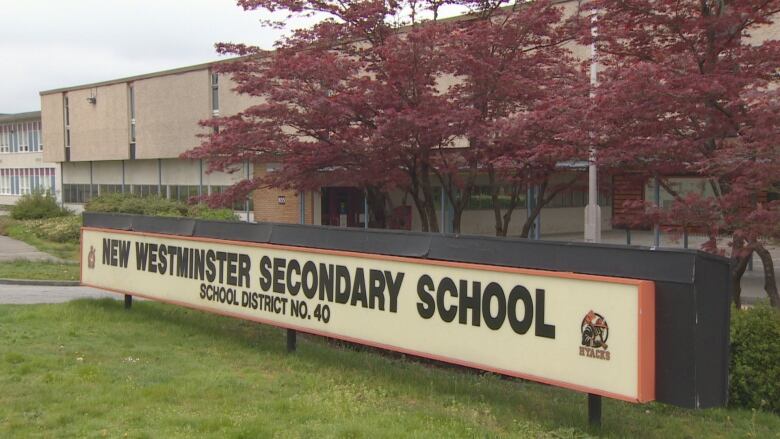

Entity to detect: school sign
[81,213,730,414]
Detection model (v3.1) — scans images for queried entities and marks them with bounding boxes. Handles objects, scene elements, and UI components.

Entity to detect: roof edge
[0,111,42,122]
[39,57,245,96]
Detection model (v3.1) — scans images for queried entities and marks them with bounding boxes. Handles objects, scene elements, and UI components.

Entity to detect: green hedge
[10,192,70,220]
[84,193,237,221]
[730,304,780,413]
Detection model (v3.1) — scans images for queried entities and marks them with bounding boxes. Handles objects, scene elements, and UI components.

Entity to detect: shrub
[729,304,780,413]
[31,216,82,243]
[85,193,237,221]
[186,205,238,221]
[10,192,69,220]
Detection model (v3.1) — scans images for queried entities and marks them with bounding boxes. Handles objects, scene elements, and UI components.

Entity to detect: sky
[0,0,469,115]
[0,0,298,113]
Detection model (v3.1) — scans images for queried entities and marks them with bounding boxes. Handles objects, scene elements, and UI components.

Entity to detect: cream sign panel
[81,228,655,402]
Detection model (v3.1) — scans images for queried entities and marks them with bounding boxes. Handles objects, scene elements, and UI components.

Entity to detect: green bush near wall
[730,304,780,413]
[84,193,237,221]
[10,192,70,220]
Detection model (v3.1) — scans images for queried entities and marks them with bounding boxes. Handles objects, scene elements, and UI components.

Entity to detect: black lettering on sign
[135,242,149,271]
[416,275,435,319]
[158,244,168,275]
[437,277,458,323]
[384,271,404,313]
[103,238,130,267]
[286,259,301,295]
[507,285,533,335]
[319,263,334,302]
[368,269,386,310]
[351,268,368,308]
[459,280,481,326]
[335,265,350,304]
[482,282,506,330]
[259,256,272,291]
[301,261,318,299]
[272,258,286,294]
[534,289,556,339]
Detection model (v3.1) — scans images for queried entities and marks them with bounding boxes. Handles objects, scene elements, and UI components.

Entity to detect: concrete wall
[61,161,91,184]
[134,70,210,159]
[41,94,65,163]
[68,84,130,162]
[218,75,264,117]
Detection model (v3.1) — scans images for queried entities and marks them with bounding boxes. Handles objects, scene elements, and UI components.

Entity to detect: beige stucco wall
[0,152,48,169]
[218,75,264,117]
[160,159,200,185]
[92,161,124,185]
[41,94,66,163]
[68,84,130,162]
[61,161,91,184]
[134,69,210,159]
[124,159,158,185]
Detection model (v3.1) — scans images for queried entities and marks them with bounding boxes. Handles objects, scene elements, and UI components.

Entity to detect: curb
[0,278,81,287]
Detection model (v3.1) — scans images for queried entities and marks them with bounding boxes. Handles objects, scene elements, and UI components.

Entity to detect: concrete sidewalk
[0,284,115,304]
[0,235,61,262]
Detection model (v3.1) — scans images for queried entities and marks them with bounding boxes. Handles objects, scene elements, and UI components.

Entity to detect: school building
[0,111,60,206]
[37,1,778,236]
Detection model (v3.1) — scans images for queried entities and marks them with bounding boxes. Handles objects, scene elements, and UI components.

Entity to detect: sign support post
[124,294,132,310]
[287,329,297,353]
[588,393,602,428]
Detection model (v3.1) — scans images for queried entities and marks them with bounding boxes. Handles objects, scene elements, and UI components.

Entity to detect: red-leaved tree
[185,0,590,236]
[582,0,780,307]
[443,1,590,236]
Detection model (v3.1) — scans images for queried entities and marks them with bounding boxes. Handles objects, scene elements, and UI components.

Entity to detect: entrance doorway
[322,187,365,228]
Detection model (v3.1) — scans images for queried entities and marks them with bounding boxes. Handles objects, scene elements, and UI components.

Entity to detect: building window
[0,125,10,153]
[211,73,219,115]
[98,184,123,195]
[130,184,160,197]
[210,185,253,211]
[0,168,56,196]
[129,84,137,159]
[0,121,42,154]
[64,95,71,161]
[62,183,97,204]
[170,185,200,203]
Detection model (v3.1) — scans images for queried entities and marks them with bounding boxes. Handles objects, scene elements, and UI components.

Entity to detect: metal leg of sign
[124,294,132,310]
[588,393,602,428]
[287,329,297,353]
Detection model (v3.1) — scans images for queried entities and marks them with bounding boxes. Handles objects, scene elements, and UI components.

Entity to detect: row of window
[62,184,252,210]
[433,185,612,210]
[0,168,56,196]
[0,121,43,153]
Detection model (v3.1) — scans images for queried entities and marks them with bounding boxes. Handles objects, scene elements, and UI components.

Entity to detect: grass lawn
[1,299,778,438]
[0,259,80,281]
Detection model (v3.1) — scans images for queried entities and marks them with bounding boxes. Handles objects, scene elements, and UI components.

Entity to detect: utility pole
[584,17,602,243]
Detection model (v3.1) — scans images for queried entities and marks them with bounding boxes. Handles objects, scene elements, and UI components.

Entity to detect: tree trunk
[754,244,780,309]
[520,182,548,238]
[419,164,439,233]
[408,190,429,233]
[730,252,750,309]
[488,169,505,236]
[366,187,389,229]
